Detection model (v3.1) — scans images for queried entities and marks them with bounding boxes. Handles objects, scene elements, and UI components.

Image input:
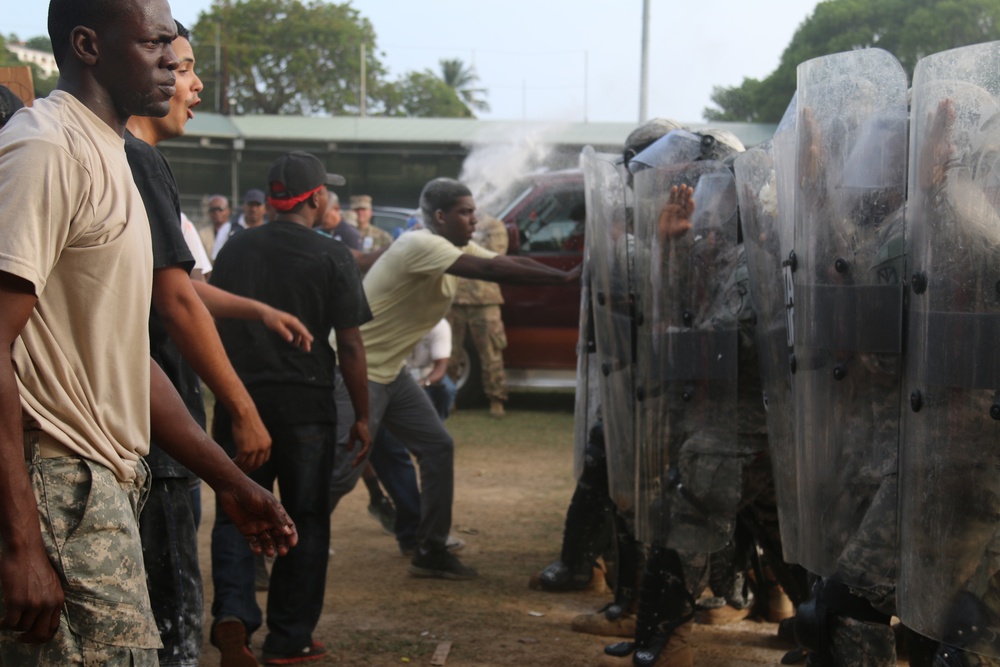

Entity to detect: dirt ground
[193,393,827,666]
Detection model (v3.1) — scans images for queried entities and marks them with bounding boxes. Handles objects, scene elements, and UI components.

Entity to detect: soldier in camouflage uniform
[448,214,510,417]
[351,194,394,253]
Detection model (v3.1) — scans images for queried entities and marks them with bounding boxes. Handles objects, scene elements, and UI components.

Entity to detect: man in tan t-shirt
[0,1,296,663]
[330,178,580,581]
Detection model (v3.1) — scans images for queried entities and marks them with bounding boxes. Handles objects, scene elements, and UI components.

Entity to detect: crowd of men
[2,1,1000,667]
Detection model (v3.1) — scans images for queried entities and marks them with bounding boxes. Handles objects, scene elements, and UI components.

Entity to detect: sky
[6,0,823,124]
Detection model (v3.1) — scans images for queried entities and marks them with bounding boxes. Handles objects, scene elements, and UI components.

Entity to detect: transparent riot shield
[897,41,1000,658]
[790,49,907,586]
[735,139,801,565]
[582,146,635,512]
[572,222,601,480]
[629,128,706,173]
[633,160,740,551]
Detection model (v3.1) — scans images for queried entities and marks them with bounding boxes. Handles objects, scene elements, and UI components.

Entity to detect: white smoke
[458,122,575,217]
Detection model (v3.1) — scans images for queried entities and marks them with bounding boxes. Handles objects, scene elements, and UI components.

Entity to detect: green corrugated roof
[184,113,777,148]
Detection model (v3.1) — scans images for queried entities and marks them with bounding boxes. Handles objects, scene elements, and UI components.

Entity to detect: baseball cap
[350,194,372,210]
[242,188,266,205]
[267,152,346,211]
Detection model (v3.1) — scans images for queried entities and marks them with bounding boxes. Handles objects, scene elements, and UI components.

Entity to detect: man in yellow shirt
[331,178,579,580]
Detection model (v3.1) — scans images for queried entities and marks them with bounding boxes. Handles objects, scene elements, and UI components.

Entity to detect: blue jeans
[369,376,456,551]
[211,418,335,655]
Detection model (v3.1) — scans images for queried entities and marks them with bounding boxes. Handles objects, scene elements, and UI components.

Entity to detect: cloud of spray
[458,122,576,217]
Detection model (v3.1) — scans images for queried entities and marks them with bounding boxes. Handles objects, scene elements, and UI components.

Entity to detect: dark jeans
[211,420,335,655]
[140,476,203,667]
[331,370,455,552]
[369,375,456,551]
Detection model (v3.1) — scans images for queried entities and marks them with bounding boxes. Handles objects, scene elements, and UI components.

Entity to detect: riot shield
[629,129,706,173]
[790,49,908,587]
[735,138,802,565]
[572,209,601,480]
[633,160,741,552]
[897,41,1000,657]
[582,146,635,512]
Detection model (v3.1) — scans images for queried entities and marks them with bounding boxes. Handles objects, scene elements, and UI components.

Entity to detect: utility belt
[23,418,76,460]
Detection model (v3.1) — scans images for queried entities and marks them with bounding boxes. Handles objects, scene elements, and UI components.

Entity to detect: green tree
[382,70,473,118]
[191,0,385,115]
[438,58,489,113]
[24,36,52,53]
[0,34,58,99]
[704,0,1000,122]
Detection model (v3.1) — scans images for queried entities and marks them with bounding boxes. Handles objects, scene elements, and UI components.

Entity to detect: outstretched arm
[153,266,271,473]
[0,273,62,645]
[446,254,580,285]
[334,326,372,467]
[149,360,297,556]
[190,279,313,352]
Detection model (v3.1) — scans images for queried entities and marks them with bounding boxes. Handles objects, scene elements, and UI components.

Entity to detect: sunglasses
[208,207,228,213]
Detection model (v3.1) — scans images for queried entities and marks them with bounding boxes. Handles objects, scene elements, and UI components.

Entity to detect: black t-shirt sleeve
[125,134,195,273]
[328,242,373,331]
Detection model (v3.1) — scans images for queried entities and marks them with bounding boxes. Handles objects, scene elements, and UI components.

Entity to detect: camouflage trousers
[448,304,508,402]
[0,431,160,666]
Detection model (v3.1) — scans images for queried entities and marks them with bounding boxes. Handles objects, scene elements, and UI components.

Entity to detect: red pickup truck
[454,169,585,405]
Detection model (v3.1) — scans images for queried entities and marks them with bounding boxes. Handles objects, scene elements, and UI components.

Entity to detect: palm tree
[439,58,490,114]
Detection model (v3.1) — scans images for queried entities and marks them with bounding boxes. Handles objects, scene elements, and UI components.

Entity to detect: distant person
[448,213,510,418]
[351,194,393,253]
[320,189,362,250]
[329,177,579,581]
[209,151,372,666]
[213,188,265,259]
[203,194,231,256]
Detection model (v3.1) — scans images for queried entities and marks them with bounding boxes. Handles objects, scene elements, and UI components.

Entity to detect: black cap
[267,152,346,203]
[242,188,266,205]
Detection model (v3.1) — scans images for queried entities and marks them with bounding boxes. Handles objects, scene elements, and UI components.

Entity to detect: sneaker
[261,640,328,665]
[409,548,478,580]
[212,618,257,667]
[367,495,396,535]
[400,536,465,558]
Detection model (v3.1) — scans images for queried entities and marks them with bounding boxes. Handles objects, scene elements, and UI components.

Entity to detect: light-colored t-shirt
[0,91,154,482]
[361,230,495,383]
[181,212,213,275]
[406,319,452,382]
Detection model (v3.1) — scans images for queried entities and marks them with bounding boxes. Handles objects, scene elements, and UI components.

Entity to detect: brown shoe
[768,584,795,622]
[647,620,694,667]
[571,609,636,638]
[213,618,258,667]
[695,602,751,625]
[489,399,506,418]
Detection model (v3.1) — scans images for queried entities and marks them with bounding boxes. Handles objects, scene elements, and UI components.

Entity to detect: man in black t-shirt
[209,151,372,665]
[125,22,313,667]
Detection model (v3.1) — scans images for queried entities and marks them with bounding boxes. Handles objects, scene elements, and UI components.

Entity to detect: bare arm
[149,360,297,556]
[334,326,372,466]
[350,247,386,272]
[0,273,63,645]
[190,279,313,352]
[423,358,449,386]
[153,266,270,473]
[446,254,580,285]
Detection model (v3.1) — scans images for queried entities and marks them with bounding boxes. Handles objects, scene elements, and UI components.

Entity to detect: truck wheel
[453,337,486,408]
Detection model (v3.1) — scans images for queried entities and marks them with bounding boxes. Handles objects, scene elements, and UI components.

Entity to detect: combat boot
[489,399,505,418]
[572,602,637,638]
[598,620,694,667]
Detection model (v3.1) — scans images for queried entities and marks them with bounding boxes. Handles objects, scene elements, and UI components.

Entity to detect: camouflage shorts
[0,432,160,666]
